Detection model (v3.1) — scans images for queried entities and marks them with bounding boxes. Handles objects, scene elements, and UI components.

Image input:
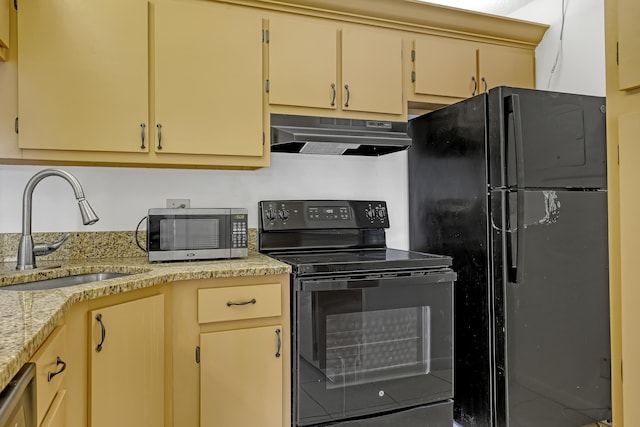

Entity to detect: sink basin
[1,272,132,291]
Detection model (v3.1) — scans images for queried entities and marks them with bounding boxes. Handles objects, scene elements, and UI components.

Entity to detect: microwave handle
[300,270,456,292]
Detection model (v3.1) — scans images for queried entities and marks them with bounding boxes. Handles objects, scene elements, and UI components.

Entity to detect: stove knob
[365,208,376,219]
[278,209,290,220]
[376,207,387,220]
[265,208,277,221]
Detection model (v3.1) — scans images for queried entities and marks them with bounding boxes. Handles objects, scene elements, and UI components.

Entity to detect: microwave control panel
[259,200,389,231]
[231,213,248,248]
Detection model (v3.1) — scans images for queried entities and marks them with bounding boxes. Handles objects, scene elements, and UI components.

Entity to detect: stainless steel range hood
[270,114,411,156]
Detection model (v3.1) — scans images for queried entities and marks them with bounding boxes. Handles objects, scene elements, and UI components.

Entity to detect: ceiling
[418,0,538,16]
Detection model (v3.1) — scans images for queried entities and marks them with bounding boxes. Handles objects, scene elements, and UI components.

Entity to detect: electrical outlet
[166,198,191,209]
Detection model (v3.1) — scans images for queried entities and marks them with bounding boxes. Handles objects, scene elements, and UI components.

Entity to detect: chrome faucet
[17,168,99,270]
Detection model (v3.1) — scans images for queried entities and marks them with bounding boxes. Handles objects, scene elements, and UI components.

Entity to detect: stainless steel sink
[1,272,132,291]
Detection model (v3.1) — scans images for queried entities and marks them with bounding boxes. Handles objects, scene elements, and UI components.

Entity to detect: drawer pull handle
[275,328,281,358]
[226,298,256,307]
[48,357,66,382]
[95,313,106,352]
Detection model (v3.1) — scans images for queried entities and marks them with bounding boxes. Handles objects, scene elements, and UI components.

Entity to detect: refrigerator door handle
[505,94,526,187]
[505,190,518,283]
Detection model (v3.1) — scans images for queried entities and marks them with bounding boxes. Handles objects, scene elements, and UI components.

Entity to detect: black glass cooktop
[268,248,452,275]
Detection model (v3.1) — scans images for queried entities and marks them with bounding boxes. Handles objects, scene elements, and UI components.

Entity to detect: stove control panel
[259,200,390,231]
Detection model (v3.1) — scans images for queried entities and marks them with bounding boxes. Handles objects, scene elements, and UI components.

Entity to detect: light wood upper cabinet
[0,0,9,60]
[268,15,337,110]
[89,295,164,427]
[152,0,264,157]
[412,37,477,99]
[268,16,403,116]
[412,36,534,100]
[341,27,403,115]
[618,0,640,91]
[17,0,149,153]
[200,325,284,427]
[478,44,535,91]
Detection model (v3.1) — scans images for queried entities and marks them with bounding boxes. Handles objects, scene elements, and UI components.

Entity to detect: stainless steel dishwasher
[0,363,36,427]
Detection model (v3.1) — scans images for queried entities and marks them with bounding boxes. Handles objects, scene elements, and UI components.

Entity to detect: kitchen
[0,0,629,426]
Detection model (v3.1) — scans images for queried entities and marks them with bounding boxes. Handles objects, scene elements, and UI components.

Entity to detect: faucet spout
[17,168,100,270]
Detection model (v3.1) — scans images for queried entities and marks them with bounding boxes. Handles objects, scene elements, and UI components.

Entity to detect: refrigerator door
[492,188,611,427]
[408,94,494,427]
[487,87,607,190]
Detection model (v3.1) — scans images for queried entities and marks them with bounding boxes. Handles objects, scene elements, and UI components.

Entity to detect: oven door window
[295,274,453,426]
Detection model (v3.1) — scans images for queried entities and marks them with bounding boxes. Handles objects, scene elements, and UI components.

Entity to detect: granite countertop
[0,252,291,391]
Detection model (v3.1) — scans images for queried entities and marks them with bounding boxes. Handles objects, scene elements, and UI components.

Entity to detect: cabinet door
[268,15,338,109]
[478,44,535,91]
[342,27,403,114]
[413,36,477,99]
[618,0,640,90]
[200,325,283,427]
[619,111,640,425]
[0,0,8,60]
[17,0,148,152]
[40,390,67,427]
[90,295,164,427]
[153,0,264,156]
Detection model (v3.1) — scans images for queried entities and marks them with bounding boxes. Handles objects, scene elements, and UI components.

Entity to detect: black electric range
[259,200,456,427]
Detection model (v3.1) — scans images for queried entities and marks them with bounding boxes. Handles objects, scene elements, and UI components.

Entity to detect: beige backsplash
[0,229,258,262]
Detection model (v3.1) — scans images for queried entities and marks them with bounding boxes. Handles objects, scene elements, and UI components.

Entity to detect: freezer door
[492,188,611,427]
[487,87,607,190]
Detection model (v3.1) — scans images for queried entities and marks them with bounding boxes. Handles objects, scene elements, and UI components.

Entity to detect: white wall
[0,151,410,248]
[0,0,605,252]
[510,0,606,96]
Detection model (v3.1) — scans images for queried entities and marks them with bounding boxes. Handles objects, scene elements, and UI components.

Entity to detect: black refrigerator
[407,87,611,427]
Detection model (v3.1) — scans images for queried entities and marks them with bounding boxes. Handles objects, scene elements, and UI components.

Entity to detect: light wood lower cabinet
[89,294,164,427]
[200,325,284,427]
[173,275,291,427]
[29,325,68,427]
[29,278,290,427]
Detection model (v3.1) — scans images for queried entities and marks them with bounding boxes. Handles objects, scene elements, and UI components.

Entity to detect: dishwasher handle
[0,363,37,427]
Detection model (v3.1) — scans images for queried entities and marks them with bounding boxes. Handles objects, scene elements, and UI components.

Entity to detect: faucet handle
[33,233,71,256]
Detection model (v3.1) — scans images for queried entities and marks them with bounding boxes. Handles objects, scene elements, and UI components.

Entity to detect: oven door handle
[300,270,456,291]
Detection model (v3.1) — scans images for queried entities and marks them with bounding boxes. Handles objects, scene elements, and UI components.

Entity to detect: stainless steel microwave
[147,208,248,262]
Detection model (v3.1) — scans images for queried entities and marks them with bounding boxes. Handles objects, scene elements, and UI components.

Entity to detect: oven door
[294,270,455,426]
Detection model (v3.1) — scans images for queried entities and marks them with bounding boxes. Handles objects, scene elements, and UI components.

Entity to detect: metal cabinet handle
[140,123,146,150]
[481,77,488,93]
[47,357,66,382]
[471,76,477,96]
[344,84,351,108]
[95,313,106,352]
[226,298,256,307]
[275,328,281,358]
[330,83,336,107]
[156,124,163,150]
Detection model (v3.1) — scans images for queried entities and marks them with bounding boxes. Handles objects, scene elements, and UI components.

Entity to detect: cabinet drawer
[198,283,281,324]
[29,325,67,426]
